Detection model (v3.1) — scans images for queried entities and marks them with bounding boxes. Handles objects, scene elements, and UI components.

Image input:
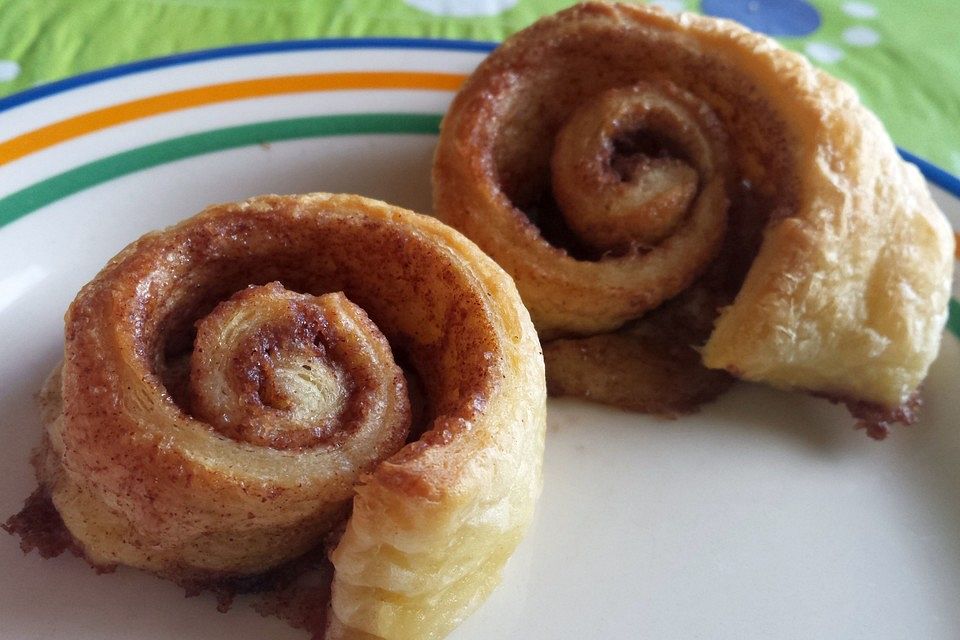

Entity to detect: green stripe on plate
[0,109,957,339]
[949,298,960,340]
[0,112,442,228]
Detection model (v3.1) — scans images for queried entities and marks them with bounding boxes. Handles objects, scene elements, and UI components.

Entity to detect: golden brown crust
[432,1,954,422]
[24,193,546,639]
[544,289,734,414]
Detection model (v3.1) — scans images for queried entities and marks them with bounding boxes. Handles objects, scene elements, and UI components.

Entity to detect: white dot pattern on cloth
[0,59,21,82]
[841,1,878,19]
[805,42,845,64]
[843,25,880,47]
[402,0,518,17]
[648,0,686,14]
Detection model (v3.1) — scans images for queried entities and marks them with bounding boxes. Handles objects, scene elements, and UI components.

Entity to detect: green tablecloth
[1,0,958,176]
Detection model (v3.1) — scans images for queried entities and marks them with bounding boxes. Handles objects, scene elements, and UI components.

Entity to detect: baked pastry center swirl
[189,283,408,451]
[551,82,727,257]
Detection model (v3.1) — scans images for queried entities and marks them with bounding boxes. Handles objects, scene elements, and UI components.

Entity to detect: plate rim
[1,36,957,195]
[0,36,957,342]
[0,38,498,114]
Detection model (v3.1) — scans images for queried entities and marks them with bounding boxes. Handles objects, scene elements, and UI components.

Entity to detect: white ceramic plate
[1,41,959,640]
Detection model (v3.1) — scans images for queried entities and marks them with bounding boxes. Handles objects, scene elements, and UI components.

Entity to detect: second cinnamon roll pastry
[432,2,954,435]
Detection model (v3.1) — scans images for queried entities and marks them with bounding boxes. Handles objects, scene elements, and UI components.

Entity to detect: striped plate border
[0,38,957,338]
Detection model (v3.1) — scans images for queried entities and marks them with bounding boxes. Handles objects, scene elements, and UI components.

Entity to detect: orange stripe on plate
[0,72,465,165]
[955,232,960,260]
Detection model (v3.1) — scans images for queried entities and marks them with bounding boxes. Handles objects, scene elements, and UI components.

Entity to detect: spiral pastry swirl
[433,2,954,429]
[31,193,546,638]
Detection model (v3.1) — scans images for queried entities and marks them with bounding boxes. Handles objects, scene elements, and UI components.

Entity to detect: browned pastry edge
[815,392,923,441]
[3,485,335,635]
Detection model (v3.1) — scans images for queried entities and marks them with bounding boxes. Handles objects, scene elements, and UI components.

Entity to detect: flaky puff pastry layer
[37,194,546,640]
[433,2,953,415]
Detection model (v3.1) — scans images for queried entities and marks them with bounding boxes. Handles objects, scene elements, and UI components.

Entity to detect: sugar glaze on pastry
[432,2,954,436]
[9,194,546,639]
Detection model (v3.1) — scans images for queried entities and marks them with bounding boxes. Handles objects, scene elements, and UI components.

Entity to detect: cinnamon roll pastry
[15,194,546,639]
[432,2,955,435]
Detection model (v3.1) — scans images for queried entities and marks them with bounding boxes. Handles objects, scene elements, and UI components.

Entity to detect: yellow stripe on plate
[0,72,465,166]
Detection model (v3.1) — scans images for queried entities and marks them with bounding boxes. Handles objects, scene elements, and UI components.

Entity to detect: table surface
[1,0,958,176]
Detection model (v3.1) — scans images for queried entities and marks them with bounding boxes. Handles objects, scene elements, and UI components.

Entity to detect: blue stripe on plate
[898,149,960,198]
[0,38,497,114]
